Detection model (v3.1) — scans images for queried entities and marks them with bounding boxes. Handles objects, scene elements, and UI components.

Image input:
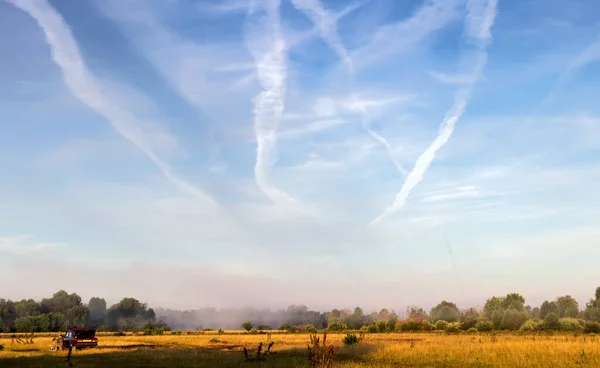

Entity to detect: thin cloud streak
[371,0,499,224]
[290,0,354,72]
[245,0,296,204]
[9,0,217,207]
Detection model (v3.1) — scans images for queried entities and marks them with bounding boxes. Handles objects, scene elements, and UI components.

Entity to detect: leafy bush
[302,324,317,333]
[520,319,542,332]
[241,321,254,332]
[475,320,494,332]
[444,322,461,333]
[583,321,600,334]
[467,327,478,333]
[218,328,224,334]
[249,328,258,334]
[434,320,448,330]
[559,318,584,332]
[500,309,529,331]
[367,324,378,333]
[542,312,561,331]
[326,322,347,332]
[342,333,362,346]
[377,320,387,333]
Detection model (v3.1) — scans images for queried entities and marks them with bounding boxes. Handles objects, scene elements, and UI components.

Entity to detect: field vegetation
[2,286,600,366]
[2,330,600,367]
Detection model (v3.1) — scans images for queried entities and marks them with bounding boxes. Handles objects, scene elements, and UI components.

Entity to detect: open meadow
[2,331,600,368]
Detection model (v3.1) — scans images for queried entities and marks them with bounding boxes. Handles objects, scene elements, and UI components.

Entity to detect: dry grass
[1,331,599,367]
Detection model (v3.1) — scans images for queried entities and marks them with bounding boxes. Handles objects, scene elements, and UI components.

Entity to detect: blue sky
[1,0,600,311]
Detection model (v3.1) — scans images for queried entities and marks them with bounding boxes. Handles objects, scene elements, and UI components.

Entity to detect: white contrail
[9,0,217,206]
[371,0,498,224]
[245,0,295,204]
[290,0,354,72]
[350,100,409,177]
[289,0,407,175]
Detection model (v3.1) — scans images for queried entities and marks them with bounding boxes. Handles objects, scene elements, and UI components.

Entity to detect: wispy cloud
[8,0,216,206]
[372,0,499,224]
[290,0,354,72]
[245,0,296,204]
[0,235,64,256]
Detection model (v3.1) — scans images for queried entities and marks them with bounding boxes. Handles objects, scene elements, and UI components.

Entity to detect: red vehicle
[60,326,98,349]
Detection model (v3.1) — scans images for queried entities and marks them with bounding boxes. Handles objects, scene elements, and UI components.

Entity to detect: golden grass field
[1,331,600,367]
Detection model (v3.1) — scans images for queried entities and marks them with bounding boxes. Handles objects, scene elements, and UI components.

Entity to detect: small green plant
[241,321,254,332]
[218,328,224,334]
[308,333,340,368]
[342,332,363,346]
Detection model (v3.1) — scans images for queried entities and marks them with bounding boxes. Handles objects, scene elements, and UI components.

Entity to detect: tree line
[2,286,600,333]
[0,290,165,333]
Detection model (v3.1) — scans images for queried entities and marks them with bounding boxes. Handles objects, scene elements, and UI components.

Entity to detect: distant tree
[460,308,480,330]
[88,297,107,319]
[500,309,528,331]
[14,299,41,318]
[540,301,559,319]
[378,308,391,321]
[483,296,504,320]
[241,320,254,332]
[40,290,82,314]
[542,312,561,331]
[556,295,579,318]
[583,286,600,322]
[407,306,428,319]
[65,305,88,326]
[529,307,541,319]
[0,299,17,331]
[501,293,526,311]
[345,307,364,329]
[430,301,460,322]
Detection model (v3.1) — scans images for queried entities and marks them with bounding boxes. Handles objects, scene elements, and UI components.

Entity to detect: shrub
[520,319,542,332]
[249,328,258,334]
[467,327,478,334]
[172,330,182,335]
[445,322,461,333]
[500,309,529,331]
[367,324,379,333]
[559,318,584,332]
[377,320,387,333]
[218,328,224,334]
[399,319,422,332]
[304,324,318,333]
[342,333,363,346]
[475,320,494,332]
[434,320,448,331]
[583,321,600,334]
[241,321,254,332]
[542,312,561,331]
[326,322,347,332]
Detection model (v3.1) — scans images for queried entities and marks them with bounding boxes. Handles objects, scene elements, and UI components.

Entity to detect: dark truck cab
[61,326,98,349]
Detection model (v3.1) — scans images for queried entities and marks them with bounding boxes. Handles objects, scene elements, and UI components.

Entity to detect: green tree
[556,295,579,318]
[40,290,82,314]
[540,301,558,319]
[430,301,460,322]
[483,296,504,320]
[542,312,561,331]
[241,320,254,332]
[500,309,528,330]
[14,299,40,317]
[88,297,107,319]
[460,308,480,330]
[345,307,364,329]
[502,293,526,311]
